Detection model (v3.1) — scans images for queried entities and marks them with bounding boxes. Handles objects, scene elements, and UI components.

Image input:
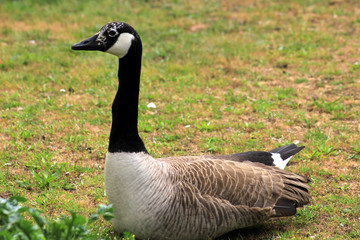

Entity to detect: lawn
[1,0,360,239]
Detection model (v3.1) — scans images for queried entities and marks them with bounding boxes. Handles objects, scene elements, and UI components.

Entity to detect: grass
[1,0,360,239]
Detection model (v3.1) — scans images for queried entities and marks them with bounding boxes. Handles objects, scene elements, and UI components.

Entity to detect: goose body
[72,22,310,240]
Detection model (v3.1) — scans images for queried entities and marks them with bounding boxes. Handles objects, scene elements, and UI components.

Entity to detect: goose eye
[108,30,117,37]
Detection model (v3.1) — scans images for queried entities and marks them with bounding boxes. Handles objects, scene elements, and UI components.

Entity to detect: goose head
[72,22,141,58]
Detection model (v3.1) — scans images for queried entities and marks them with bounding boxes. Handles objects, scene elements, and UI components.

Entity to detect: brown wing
[154,156,310,239]
[182,158,285,208]
[160,155,310,211]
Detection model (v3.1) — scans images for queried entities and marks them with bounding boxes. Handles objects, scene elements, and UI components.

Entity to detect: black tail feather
[208,144,304,168]
[270,144,305,161]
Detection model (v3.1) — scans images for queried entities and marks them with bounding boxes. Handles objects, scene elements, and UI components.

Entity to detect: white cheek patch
[106,32,135,58]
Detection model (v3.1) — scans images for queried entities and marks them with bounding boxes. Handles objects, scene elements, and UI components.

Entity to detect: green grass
[1,0,360,239]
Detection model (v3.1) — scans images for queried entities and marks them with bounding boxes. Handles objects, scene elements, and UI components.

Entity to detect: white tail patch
[271,153,292,169]
[106,32,135,58]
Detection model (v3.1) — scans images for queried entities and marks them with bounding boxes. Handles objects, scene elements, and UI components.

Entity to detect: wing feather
[154,155,310,238]
[180,158,283,208]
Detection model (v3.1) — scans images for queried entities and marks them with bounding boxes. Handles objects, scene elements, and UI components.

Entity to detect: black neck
[108,41,148,153]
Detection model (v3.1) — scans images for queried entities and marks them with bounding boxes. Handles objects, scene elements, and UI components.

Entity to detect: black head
[72,22,141,58]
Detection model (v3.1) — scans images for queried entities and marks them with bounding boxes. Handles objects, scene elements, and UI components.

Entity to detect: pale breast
[104,152,174,236]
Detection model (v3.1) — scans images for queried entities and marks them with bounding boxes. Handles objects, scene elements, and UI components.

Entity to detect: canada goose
[72,22,310,240]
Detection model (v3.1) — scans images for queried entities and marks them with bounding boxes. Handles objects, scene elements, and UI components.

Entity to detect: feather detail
[191,143,305,169]
[106,152,310,239]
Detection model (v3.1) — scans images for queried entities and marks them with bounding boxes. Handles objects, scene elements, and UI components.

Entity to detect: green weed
[0,196,114,240]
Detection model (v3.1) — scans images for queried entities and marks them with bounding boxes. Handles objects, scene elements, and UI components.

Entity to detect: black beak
[72,34,103,51]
